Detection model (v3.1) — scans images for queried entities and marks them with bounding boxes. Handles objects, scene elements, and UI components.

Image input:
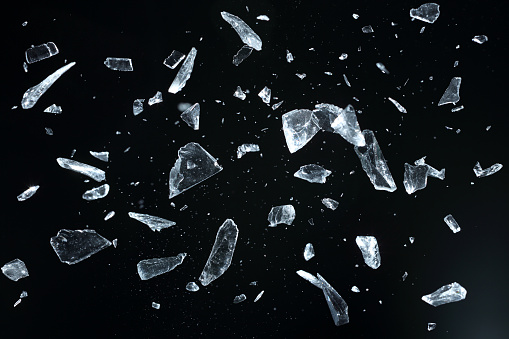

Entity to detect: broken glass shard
[472,35,488,44]
[421,282,467,306]
[14,291,28,307]
[304,243,315,261]
[414,156,445,180]
[282,109,321,153]
[354,130,397,192]
[410,3,440,23]
[44,104,62,114]
[473,161,503,178]
[199,219,239,286]
[351,286,360,293]
[258,86,271,104]
[272,100,284,110]
[402,272,408,281]
[186,282,200,292]
[320,104,365,146]
[268,205,296,227]
[237,143,260,158]
[180,103,200,130]
[17,185,39,201]
[21,62,75,109]
[89,151,109,162]
[56,158,106,182]
[25,42,59,64]
[356,236,381,269]
[50,229,111,264]
[233,45,253,66]
[104,57,133,71]
[169,47,197,94]
[104,211,115,221]
[23,62,28,72]
[322,198,339,210]
[169,142,223,199]
[343,74,351,87]
[362,25,374,33]
[388,97,407,113]
[403,163,430,194]
[45,126,53,134]
[257,15,270,21]
[2,259,29,281]
[316,273,349,327]
[444,214,461,233]
[221,12,262,51]
[233,86,246,100]
[438,77,461,106]
[148,91,163,106]
[112,239,118,248]
[137,253,187,280]
[451,105,464,112]
[152,302,160,309]
[233,294,247,304]
[82,184,110,201]
[163,50,186,69]
[376,62,389,74]
[286,50,294,63]
[339,53,348,60]
[294,164,331,183]
[296,73,307,80]
[133,99,145,115]
[296,270,322,288]
[254,290,264,302]
[428,323,437,331]
[128,212,176,232]
[409,237,415,244]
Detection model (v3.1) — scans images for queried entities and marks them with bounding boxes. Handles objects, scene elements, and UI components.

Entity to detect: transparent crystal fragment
[249,281,258,286]
[2,259,29,281]
[410,3,440,24]
[163,50,186,69]
[342,74,351,87]
[322,198,339,210]
[473,161,503,178]
[50,229,111,264]
[286,50,294,63]
[17,185,39,201]
[409,237,415,244]
[444,214,461,233]
[362,25,374,33]
[472,35,488,44]
[296,73,307,80]
[254,290,264,302]
[294,164,331,183]
[308,218,314,225]
[133,99,145,115]
[237,143,260,158]
[402,272,408,281]
[267,205,296,227]
[354,130,397,192]
[233,294,247,304]
[438,77,461,106]
[339,53,348,60]
[296,270,322,288]
[180,103,200,130]
[272,100,284,110]
[137,253,187,280]
[186,282,200,292]
[376,62,389,74]
[451,105,464,112]
[421,282,467,306]
[104,57,133,71]
[221,12,262,51]
[45,127,53,135]
[25,42,59,64]
[355,236,381,269]
[152,302,160,309]
[112,239,118,248]
[168,47,197,94]
[351,286,360,293]
[258,86,271,104]
[128,212,176,232]
[428,323,437,331]
[21,62,75,109]
[304,243,315,261]
[23,62,28,72]
[353,13,359,19]
[14,291,28,307]
[233,86,246,100]
[82,184,109,201]
[89,151,109,162]
[199,219,239,286]
[388,97,407,113]
[148,91,163,106]
[257,15,270,21]
[57,158,105,182]
[233,45,253,66]
[414,156,445,180]
[282,109,321,153]
[104,211,115,221]
[44,104,62,114]
[316,273,349,326]
[320,104,365,146]
[169,142,223,199]
[403,163,430,194]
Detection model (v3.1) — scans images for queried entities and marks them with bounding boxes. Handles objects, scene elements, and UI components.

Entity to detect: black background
[3,0,508,338]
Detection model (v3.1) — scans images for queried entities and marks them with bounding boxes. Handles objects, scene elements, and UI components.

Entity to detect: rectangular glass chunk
[163,50,186,69]
[25,42,59,64]
[104,57,133,71]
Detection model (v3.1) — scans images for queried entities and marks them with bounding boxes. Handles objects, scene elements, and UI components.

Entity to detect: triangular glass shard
[25,42,59,64]
[294,164,331,183]
[237,143,260,158]
[221,12,262,51]
[233,86,246,100]
[258,86,271,104]
[168,47,197,94]
[316,273,349,327]
[82,184,110,201]
[44,104,62,114]
[104,57,133,71]
[296,270,322,288]
[410,3,440,24]
[180,103,200,130]
[421,282,467,306]
[1,259,29,281]
[199,219,239,286]
[17,185,40,202]
[128,212,176,232]
[282,109,321,153]
[304,243,315,261]
[272,100,284,110]
[50,229,112,265]
[21,62,76,109]
[473,161,503,178]
[267,205,296,227]
[328,104,366,146]
[163,50,186,69]
[403,163,430,194]
[169,142,223,199]
[233,45,253,66]
[438,77,461,106]
[355,236,381,269]
[133,99,145,115]
[89,151,109,162]
[137,253,187,280]
[56,158,106,182]
[354,130,397,192]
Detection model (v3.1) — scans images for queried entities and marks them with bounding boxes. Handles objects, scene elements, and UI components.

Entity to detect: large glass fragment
[128,212,176,232]
[137,253,187,280]
[304,243,315,261]
[168,47,197,94]
[316,273,349,326]
[403,163,430,194]
[82,184,110,201]
[50,229,111,264]
[1,259,29,281]
[282,109,321,153]
[472,35,488,44]
[233,86,246,100]
[355,236,381,269]
[322,198,339,210]
[89,151,109,162]
[354,130,397,192]
[410,3,440,24]
[104,57,133,71]
[233,45,253,66]
[294,164,331,183]
[438,77,461,106]
[421,282,467,306]
[180,103,200,130]
[444,214,461,233]
[133,99,144,115]
[25,42,59,64]
[169,142,223,199]
[148,91,163,106]
[17,185,40,201]
[473,161,503,178]
[233,294,247,304]
[258,86,271,104]
[186,282,200,292]
[237,143,260,158]
[296,270,322,288]
[268,205,296,227]
[56,158,106,182]
[388,97,407,113]
[221,12,262,51]
[163,50,186,69]
[199,219,239,286]
[44,104,62,114]
[21,62,76,109]
[318,104,365,146]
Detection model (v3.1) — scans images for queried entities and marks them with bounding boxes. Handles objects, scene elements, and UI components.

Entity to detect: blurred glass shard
[152,302,160,309]
[376,62,389,74]
[444,214,461,233]
[44,104,62,114]
[82,184,109,201]
[257,15,270,21]
[169,142,223,199]
[17,185,39,201]
[21,62,76,109]
[233,45,253,66]
[25,42,59,64]
[403,163,430,194]
[112,239,118,248]
[89,151,109,162]
[45,126,54,134]
[296,73,307,80]
[402,272,408,281]
[163,50,186,69]
[351,286,360,293]
[148,91,163,106]
[272,100,284,110]
[388,97,407,113]
[199,219,239,286]
[320,104,365,146]
[186,282,200,292]
[438,77,461,106]
[221,12,262,51]
[294,164,331,183]
[428,323,437,331]
[258,86,271,104]
[233,86,246,100]
[1,259,29,281]
[473,161,503,178]
[316,273,349,327]
[268,205,296,227]
[56,158,106,182]
[169,47,197,94]
[137,253,187,280]
[472,35,488,44]
[133,99,145,115]
[104,211,115,221]
[14,291,28,307]
[128,212,176,232]
[50,229,112,265]
[296,270,322,288]
[286,50,294,63]
[362,25,374,33]
[421,282,467,306]
[304,243,315,261]
[233,294,247,304]
[254,290,264,302]
[343,74,351,87]
[104,57,133,71]
[339,53,348,60]
[409,237,415,244]
[322,198,339,210]
[237,143,260,158]
[355,236,381,269]
[180,103,200,130]
[282,109,321,153]
[410,3,440,23]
